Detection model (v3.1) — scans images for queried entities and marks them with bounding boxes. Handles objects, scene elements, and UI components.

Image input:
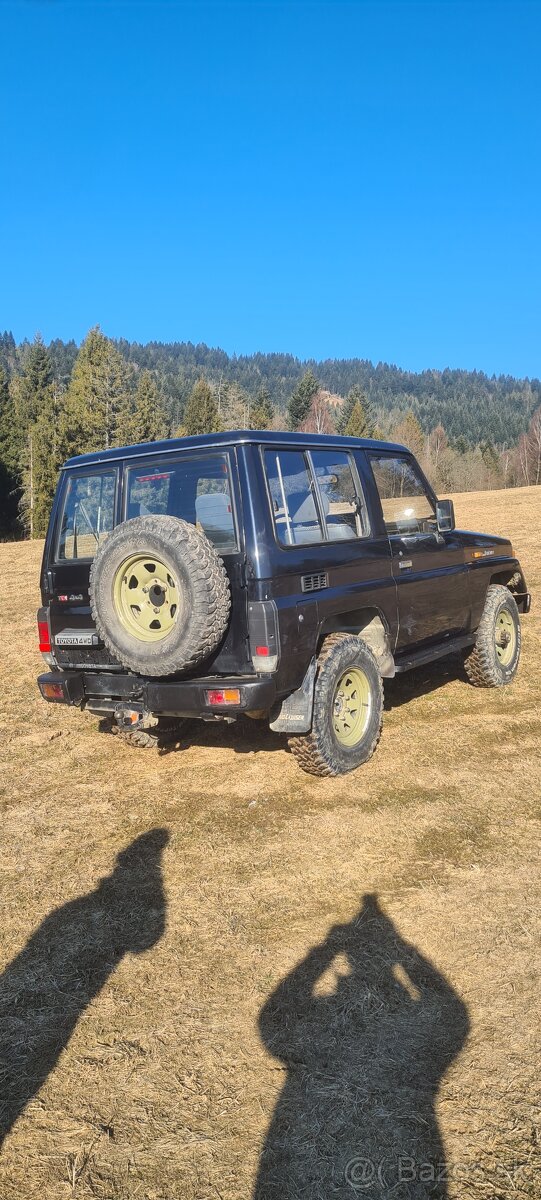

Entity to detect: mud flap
[269,658,316,734]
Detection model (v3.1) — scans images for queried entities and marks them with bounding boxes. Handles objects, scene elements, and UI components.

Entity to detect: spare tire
[89,515,230,676]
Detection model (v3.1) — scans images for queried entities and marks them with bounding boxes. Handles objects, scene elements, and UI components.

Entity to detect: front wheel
[464,584,521,687]
[289,634,383,777]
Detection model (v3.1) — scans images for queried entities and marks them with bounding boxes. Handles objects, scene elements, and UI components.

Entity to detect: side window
[369,455,436,535]
[264,449,323,546]
[57,471,116,560]
[310,450,369,539]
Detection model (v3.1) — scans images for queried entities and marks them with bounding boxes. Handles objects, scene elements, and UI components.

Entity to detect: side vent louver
[301,571,329,593]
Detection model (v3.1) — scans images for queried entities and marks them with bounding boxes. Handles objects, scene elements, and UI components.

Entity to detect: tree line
[0,328,540,539]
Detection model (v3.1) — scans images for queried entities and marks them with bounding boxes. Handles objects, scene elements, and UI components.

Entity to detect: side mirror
[436,498,455,533]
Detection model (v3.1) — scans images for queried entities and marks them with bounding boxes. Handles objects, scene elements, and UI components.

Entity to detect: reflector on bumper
[37,672,85,705]
[39,679,67,701]
[206,688,241,706]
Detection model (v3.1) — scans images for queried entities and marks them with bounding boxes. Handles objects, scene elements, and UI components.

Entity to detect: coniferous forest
[0,327,540,539]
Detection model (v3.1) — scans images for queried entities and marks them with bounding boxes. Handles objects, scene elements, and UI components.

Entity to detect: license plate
[55,629,98,647]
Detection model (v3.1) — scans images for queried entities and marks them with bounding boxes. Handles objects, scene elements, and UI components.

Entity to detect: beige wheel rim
[113,553,181,642]
[495,607,516,666]
[332,666,372,747]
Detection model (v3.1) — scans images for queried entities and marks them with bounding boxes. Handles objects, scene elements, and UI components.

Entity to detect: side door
[366,451,470,651]
[254,445,397,694]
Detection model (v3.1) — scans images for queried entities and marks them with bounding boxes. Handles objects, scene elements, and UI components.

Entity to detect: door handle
[398,559,413,570]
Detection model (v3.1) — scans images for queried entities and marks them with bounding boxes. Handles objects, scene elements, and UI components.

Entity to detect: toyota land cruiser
[37,430,530,776]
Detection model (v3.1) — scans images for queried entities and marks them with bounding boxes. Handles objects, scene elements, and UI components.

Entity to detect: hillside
[2,330,540,446]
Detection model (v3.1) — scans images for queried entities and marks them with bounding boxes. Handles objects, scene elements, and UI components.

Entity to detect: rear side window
[57,471,116,560]
[125,453,238,553]
[264,450,323,546]
[310,450,369,539]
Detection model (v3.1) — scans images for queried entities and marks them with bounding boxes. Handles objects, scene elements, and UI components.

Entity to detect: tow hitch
[114,706,145,731]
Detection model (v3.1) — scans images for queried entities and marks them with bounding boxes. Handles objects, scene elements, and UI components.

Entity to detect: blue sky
[1,0,540,376]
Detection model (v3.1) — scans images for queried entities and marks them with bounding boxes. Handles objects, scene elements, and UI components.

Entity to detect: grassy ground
[0,486,539,1199]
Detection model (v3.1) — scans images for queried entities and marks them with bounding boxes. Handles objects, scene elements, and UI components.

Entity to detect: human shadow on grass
[254,894,469,1200]
[0,828,169,1149]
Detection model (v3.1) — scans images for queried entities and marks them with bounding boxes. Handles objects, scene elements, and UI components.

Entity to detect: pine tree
[344,399,370,437]
[15,338,57,537]
[250,385,275,430]
[338,385,373,436]
[125,371,168,444]
[220,381,251,430]
[0,366,20,535]
[24,386,64,537]
[61,327,133,456]
[392,410,425,459]
[287,370,319,431]
[0,365,18,478]
[18,334,53,423]
[180,378,222,436]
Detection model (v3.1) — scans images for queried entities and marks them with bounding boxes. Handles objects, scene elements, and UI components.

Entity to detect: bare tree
[300,391,336,435]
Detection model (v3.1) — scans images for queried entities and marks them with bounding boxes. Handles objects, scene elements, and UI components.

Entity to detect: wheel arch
[317,607,395,677]
[488,567,529,612]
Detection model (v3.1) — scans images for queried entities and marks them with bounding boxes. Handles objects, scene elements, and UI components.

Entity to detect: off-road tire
[90,515,230,676]
[101,716,190,749]
[288,634,383,777]
[464,584,521,687]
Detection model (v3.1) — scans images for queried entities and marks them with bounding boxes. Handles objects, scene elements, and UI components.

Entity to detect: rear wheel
[289,634,383,777]
[464,584,521,687]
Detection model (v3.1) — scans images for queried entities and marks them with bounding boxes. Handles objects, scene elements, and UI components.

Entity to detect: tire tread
[464,584,521,688]
[289,633,383,777]
[89,514,230,676]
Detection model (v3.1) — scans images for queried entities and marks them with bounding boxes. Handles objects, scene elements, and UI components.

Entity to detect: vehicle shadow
[384,654,469,711]
[0,828,169,1150]
[97,716,287,755]
[254,894,470,1199]
[193,717,288,756]
[97,656,469,755]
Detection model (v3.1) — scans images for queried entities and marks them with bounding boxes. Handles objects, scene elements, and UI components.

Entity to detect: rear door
[121,448,249,674]
[46,449,249,675]
[46,465,121,669]
[366,451,470,651]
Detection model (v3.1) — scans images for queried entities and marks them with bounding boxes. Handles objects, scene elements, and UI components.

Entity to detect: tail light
[206,688,241,706]
[37,607,55,666]
[38,619,51,653]
[248,600,279,673]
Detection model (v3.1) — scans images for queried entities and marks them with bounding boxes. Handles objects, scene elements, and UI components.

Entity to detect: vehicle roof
[62,429,410,468]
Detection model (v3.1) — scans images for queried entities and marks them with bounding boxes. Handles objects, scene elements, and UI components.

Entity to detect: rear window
[125,453,238,553]
[57,470,116,560]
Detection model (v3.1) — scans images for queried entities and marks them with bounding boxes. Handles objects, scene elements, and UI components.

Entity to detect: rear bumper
[37,670,277,715]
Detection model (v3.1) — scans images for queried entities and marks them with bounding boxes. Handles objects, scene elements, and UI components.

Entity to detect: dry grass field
[0,486,539,1200]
